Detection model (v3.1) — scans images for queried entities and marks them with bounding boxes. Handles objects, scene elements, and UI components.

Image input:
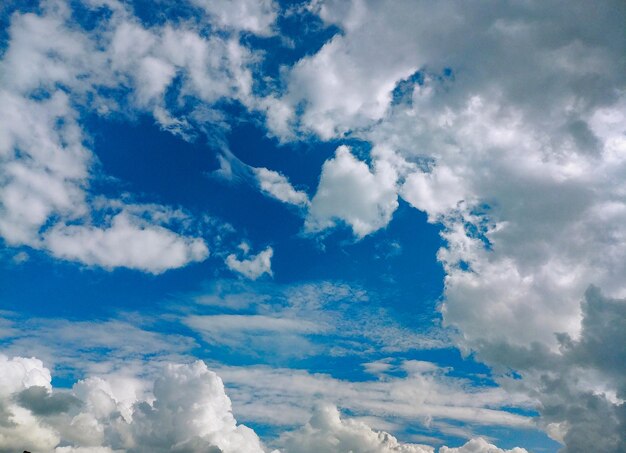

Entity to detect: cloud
[0,355,531,453]
[279,406,532,453]
[0,315,197,377]
[254,167,310,207]
[215,360,533,433]
[0,356,268,453]
[278,404,434,453]
[264,1,626,449]
[0,356,60,452]
[17,385,81,416]
[45,209,208,274]
[531,287,626,452]
[439,438,528,453]
[0,0,264,273]
[306,146,398,237]
[226,246,274,279]
[191,0,278,36]
[0,312,527,446]
[183,280,447,360]
[184,314,322,357]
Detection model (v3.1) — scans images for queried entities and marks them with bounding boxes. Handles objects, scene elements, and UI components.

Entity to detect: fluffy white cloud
[439,438,528,453]
[0,355,531,453]
[0,90,89,246]
[306,146,398,237]
[254,167,310,207]
[0,356,267,453]
[0,0,267,273]
[226,246,274,279]
[0,356,61,452]
[267,1,626,449]
[45,210,208,274]
[278,404,434,453]
[287,0,626,345]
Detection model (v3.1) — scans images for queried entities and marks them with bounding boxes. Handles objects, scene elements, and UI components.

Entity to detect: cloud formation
[0,0,277,272]
[0,356,267,453]
[0,355,529,453]
[226,246,274,279]
[306,146,398,237]
[278,405,434,453]
[264,1,626,449]
[254,167,310,207]
[2,0,624,450]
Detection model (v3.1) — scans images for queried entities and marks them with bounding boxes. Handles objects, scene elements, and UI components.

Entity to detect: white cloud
[278,404,434,453]
[0,356,268,453]
[184,314,322,356]
[278,406,533,453]
[45,210,208,274]
[0,90,89,245]
[226,246,274,279]
[254,167,310,207]
[0,355,531,453]
[216,360,533,432]
[0,315,197,378]
[265,1,626,449]
[192,0,278,36]
[0,0,264,273]
[184,280,447,359]
[306,146,398,237]
[439,438,528,453]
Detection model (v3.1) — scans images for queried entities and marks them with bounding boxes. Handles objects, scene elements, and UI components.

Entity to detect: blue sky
[0,1,625,452]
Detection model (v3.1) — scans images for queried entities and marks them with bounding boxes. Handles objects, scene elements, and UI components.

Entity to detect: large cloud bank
[2,0,625,450]
[264,1,626,450]
[0,356,266,453]
[0,355,526,453]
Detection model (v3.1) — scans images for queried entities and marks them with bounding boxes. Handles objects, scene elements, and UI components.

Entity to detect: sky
[0,0,625,452]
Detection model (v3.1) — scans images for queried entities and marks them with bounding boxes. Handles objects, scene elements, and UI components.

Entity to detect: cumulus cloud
[439,438,528,453]
[0,356,267,453]
[278,404,434,453]
[254,167,310,207]
[226,246,274,279]
[279,406,531,453]
[45,210,208,274]
[306,146,398,237]
[0,355,531,453]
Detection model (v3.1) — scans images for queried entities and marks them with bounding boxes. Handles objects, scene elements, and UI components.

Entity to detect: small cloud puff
[226,245,274,280]
[306,146,398,238]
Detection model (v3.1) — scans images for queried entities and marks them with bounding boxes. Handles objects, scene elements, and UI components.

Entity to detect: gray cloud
[17,386,81,416]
